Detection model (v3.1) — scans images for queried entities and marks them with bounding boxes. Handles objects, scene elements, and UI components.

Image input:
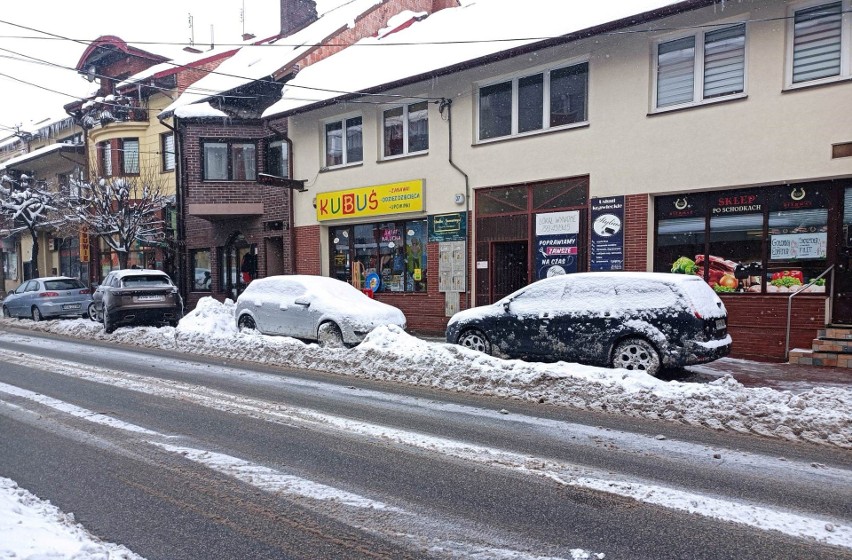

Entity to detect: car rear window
[121,275,171,288]
[676,277,726,318]
[44,279,85,291]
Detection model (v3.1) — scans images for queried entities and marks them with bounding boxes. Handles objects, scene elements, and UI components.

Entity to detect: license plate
[62,303,81,310]
[715,318,726,330]
[135,295,165,302]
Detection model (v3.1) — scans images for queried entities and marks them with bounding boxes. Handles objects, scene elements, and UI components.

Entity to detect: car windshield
[44,279,85,291]
[122,276,171,288]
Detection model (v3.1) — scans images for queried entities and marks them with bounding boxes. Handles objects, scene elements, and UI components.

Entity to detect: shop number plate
[715,318,726,330]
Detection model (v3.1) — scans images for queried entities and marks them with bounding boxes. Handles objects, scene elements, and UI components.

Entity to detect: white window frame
[651,20,748,112]
[322,113,364,169]
[785,0,852,89]
[475,58,590,144]
[380,101,430,160]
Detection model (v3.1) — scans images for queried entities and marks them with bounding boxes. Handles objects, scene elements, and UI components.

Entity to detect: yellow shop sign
[316,179,423,221]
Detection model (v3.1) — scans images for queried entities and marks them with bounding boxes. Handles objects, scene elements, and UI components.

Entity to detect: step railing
[785,265,834,361]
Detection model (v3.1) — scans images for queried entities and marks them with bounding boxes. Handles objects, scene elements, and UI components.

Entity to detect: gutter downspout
[159,116,187,302]
[440,98,471,309]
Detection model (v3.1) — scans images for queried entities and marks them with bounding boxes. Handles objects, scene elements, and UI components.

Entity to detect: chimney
[280,0,318,37]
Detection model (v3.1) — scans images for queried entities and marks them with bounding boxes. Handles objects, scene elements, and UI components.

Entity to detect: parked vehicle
[92,269,183,333]
[2,277,93,321]
[445,272,731,376]
[235,275,407,346]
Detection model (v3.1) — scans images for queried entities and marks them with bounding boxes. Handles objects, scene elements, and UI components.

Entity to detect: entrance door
[491,241,528,303]
[833,187,852,324]
[223,233,255,300]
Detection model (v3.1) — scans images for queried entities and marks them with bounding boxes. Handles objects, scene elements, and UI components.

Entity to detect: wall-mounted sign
[79,228,90,263]
[590,196,624,271]
[535,210,579,279]
[316,179,424,221]
[429,212,467,242]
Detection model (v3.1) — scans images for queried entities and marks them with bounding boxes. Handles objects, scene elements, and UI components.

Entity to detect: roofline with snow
[265,0,713,120]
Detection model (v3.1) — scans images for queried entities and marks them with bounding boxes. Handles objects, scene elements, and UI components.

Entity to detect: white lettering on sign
[536,211,580,235]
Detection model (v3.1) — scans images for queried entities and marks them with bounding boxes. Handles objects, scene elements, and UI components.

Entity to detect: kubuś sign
[316,179,424,221]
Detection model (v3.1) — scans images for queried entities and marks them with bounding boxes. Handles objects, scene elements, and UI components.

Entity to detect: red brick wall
[624,193,648,272]
[294,225,321,275]
[721,295,825,362]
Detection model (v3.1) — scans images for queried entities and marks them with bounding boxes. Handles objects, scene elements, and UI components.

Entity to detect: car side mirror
[294,297,311,307]
[502,300,512,313]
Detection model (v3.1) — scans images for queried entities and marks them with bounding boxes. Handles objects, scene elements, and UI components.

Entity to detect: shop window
[191,249,212,291]
[162,133,175,172]
[267,139,290,178]
[324,116,363,167]
[787,1,849,86]
[654,23,746,110]
[383,102,429,158]
[202,140,256,181]
[707,213,763,293]
[477,61,588,142]
[329,219,427,293]
[656,216,706,275]
[767,208,828,293]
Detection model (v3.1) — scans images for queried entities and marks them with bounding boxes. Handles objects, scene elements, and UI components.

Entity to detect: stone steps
[788,326,852,368]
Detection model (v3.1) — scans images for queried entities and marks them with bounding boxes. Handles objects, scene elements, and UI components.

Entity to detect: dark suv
[92,270,183,333]
[446,272,731,377]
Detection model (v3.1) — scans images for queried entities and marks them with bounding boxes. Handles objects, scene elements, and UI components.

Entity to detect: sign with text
[770,232,827,260]
[590,196,624,271]
[316,179,424,221]
[535,211,579,279]
[429,212,467,242]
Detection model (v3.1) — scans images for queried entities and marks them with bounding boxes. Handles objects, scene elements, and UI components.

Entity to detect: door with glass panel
[833,188,852,324]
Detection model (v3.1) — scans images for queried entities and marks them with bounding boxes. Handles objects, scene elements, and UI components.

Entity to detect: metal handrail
[785,265,834,361]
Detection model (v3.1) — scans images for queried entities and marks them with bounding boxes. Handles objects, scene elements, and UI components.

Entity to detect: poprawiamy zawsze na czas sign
[316,180,424,221]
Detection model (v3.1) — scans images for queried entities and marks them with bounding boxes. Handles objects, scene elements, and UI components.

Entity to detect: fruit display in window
[718,274,738,290]
[767,272,803,293]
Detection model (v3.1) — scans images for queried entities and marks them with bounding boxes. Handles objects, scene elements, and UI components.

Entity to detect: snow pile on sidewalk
[0,477,143,560]
[4,297,851,448]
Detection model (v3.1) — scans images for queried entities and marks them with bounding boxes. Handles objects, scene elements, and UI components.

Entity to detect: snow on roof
[173,102,229,119]
[160,0,383,118]
[0,142,80,173]
[263,0,687,118]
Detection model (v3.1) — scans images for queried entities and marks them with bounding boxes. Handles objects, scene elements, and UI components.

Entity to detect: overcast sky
[0,0,281,134]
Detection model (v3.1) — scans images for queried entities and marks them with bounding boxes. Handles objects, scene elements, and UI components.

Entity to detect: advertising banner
[429,212,467,242]
[590,196,624,271]
[535,211,579,279]
[316,179,423,221]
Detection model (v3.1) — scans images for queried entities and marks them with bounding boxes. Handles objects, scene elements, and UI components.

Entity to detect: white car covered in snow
[234,275,407,346]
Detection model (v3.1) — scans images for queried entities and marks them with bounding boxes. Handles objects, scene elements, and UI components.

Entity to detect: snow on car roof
[244,275,383,313]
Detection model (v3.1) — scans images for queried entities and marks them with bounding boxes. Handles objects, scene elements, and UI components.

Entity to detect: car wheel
[237,314,257,331]
[87,302,98,322]
[31,306,43,322]
[611,337,661,377]
[2,305,9,318]
[103,312,116,334]
[317,322,344,348]
[458,329,492,355]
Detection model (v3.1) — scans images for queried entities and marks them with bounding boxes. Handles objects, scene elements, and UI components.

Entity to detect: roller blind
[657,36,696,107]
[792,2,842,83]
[704,24,746,98]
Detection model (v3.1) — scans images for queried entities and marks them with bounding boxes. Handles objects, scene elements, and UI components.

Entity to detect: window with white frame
[477,61,588,142]
[788,1,850,86]
[202,140,256,181]
[383,102,429,157]
[655,23,746,110]
[161,132,175,172]
[98,141,112,177]
[121,138,139,175]
[324,116,363,167]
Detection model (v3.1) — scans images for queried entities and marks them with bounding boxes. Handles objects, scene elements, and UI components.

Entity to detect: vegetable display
[671,256,698,275]
[771,270,804,284]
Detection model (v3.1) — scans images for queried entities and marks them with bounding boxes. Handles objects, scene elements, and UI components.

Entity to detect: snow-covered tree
[68,172,169,270]
[0,172,67,278]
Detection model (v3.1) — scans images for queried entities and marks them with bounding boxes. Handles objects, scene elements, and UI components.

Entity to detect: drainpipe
[159,116,187,302]
[285,136,296,275]
[440,97,471,309]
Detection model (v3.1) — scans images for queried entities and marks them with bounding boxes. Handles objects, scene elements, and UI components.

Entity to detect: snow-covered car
[92,269,183,333]
[235,275,407,346]
[2,277,92,320]
[445,272,731,376]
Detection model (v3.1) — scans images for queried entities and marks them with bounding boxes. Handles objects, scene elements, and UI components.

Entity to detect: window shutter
[163,134,175,170]
[704,24,745,98]
[657,36,696,107]
[792,2,842,83]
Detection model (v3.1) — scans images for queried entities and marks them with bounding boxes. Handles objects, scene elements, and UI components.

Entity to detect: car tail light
[112,290,129,297]
[39,292,60,297]
[79,289,91,294]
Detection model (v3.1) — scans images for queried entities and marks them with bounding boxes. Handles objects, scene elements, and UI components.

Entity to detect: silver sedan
[2,277,93,321]
[235,275,407,346]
